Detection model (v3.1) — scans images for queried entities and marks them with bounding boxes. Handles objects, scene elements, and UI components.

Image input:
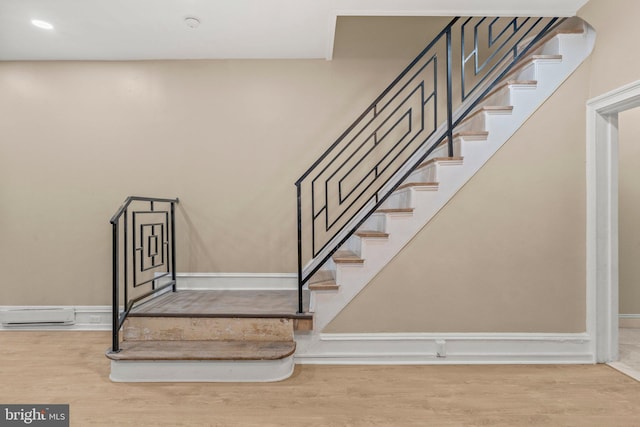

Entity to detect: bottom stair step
[107,340,296,382]
[106,339,295,361]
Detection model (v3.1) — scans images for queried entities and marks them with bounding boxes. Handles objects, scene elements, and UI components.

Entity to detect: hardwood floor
[1,331,639,426]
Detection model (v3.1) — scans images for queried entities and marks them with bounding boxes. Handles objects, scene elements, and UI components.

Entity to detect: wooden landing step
[107,339,296,382]
[106,340,296,361]
[130,290,311,323]
[109,289,304,382]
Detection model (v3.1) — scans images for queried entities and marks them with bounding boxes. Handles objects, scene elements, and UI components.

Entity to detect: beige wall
[0,17,446,305]
[619,108,640,315]
[578,0,640,98]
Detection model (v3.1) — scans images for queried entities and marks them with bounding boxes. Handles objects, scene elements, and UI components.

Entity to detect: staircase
[302,17,595,333]
[107,17,595,382]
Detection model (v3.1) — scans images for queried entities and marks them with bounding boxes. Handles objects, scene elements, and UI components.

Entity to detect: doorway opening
[587,80,640,381]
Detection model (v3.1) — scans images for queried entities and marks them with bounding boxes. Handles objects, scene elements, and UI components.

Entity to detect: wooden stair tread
[417,156,464,169]
[501,54,563,82]
[376,207,414,214]
[504,79,537,85]
[128,311,312,320]
[432,132,488,151]
[106,340,296,361]
[555,28,584,34]
[355,230,389,238]
[483,80,537,102]
[464,105,513,120]
[332,250,364,263]
[476,105,514,111]
[453,130,489,139]
[308,281,339,291]
[397,182,438,191]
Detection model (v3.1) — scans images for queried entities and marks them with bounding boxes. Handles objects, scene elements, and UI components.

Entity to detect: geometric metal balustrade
[295,16,565,313]
[109,196,179,353]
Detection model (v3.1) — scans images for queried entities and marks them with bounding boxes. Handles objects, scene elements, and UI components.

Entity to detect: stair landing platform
[107,289,310,383]
[132,289,310,319]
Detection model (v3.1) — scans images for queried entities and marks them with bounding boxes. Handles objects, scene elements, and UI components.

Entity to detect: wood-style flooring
[1,331,640,426]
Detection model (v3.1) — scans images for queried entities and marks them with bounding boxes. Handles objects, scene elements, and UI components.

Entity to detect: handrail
[110,196,179,224]
[295,16,565,313]
[109,196,179,353]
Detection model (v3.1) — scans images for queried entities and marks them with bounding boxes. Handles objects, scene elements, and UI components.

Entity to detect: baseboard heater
[0,308,75,327]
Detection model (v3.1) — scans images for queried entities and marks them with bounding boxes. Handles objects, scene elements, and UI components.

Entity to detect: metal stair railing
[295,16,565,313]
[109,196,179,353]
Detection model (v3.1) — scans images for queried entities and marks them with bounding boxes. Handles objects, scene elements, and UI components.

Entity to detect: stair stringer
[303,26,596,336]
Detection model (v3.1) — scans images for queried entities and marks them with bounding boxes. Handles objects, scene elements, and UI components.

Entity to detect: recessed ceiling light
[31,19,54,30]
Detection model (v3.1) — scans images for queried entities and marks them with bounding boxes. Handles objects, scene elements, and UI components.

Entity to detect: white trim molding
[294,332,593,364]
[586,79,640,363]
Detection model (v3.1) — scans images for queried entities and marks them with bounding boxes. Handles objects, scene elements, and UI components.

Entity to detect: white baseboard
[176,272,297,290]
[0,306,111,331]
[294,332,594,364]
[620,314,640,328]
[0,305,595,365]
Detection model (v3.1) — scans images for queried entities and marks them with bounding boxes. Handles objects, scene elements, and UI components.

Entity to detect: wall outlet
[89,315,102,324]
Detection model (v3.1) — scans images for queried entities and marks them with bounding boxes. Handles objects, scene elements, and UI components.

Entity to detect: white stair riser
[342,235,362,257]
[540,36,560,55]
[511,62,537,81]
[408,163,438,183]
[380,187,412,209]
[427,139,463,160]
[110,357,295,382]
[360,212,386,232]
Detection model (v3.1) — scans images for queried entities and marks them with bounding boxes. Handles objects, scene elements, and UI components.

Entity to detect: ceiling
[0,0,589,61]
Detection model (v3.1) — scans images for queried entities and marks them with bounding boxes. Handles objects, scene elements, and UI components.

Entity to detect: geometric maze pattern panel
[132,211,170,288]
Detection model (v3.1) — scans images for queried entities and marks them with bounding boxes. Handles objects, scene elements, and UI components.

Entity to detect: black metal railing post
[446,26,455,158]
[111,222,120,353]
[170,200,177,292]
[123,208,128,307]
[109,196,179,353]
[296,183,304,314]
